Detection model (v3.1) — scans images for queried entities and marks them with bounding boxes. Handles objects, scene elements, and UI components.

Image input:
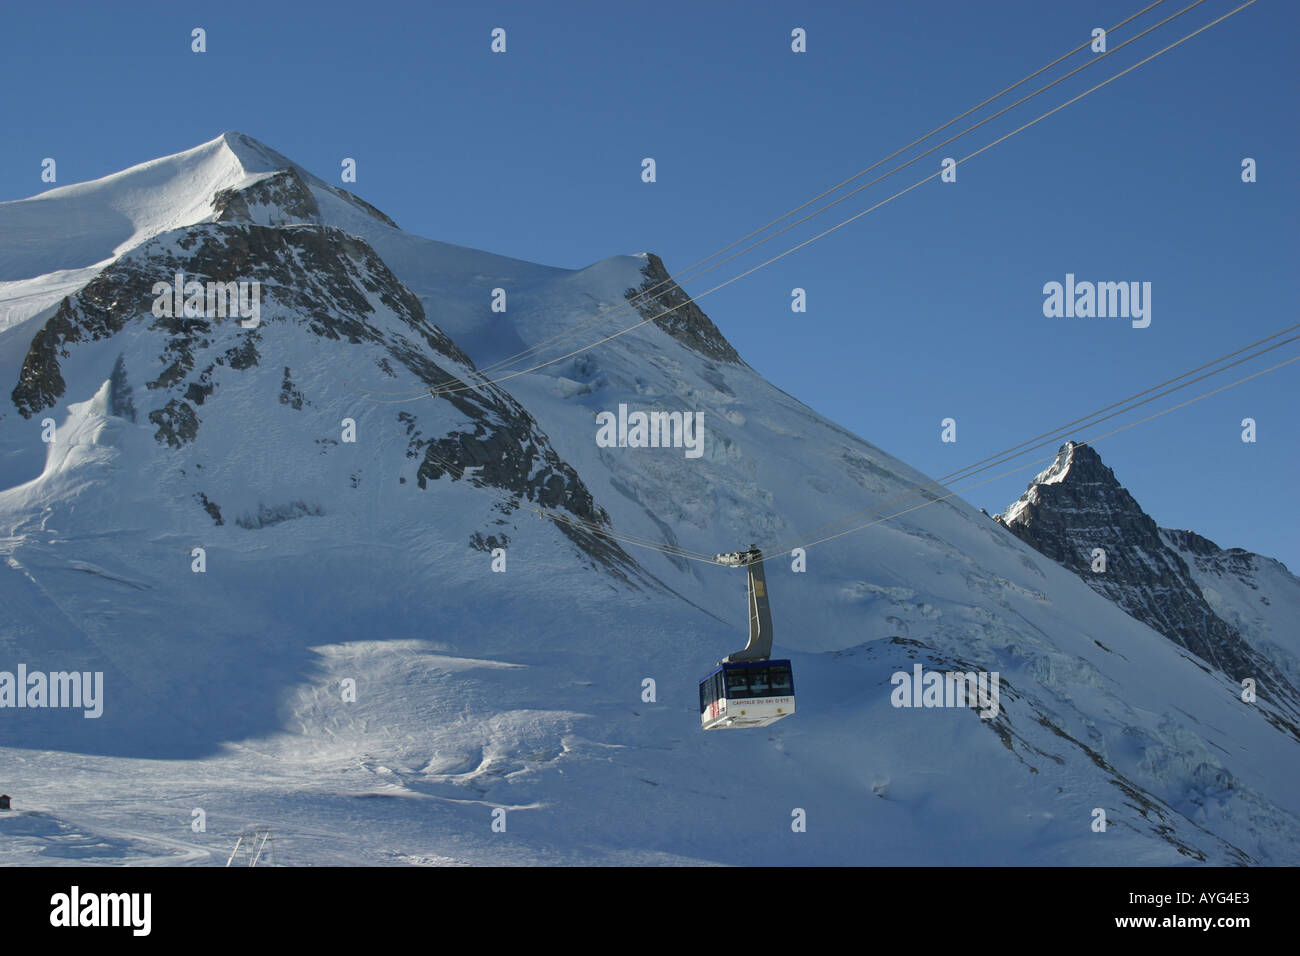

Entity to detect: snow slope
[0,133,280,287]
[0,134,1297,865]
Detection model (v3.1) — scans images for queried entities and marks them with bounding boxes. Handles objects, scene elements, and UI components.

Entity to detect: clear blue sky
[2,0,1296,569]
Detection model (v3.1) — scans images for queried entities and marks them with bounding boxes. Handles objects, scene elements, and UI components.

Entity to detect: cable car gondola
[700,547,796,730]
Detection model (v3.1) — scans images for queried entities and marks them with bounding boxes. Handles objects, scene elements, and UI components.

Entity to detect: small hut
[0,795,11,810]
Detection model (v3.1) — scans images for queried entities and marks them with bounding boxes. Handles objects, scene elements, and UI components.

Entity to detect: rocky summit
[996,441,1300,738]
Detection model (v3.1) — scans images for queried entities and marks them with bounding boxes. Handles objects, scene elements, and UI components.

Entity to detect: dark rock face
[147,398,199,448]
[213,168,321,225]
[12,289,127,418]
[625,252,742,365]
[996,442,1300,735]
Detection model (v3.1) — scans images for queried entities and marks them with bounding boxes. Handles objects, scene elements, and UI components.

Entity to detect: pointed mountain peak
[0,132,400,285]
[204,131,399,230]
[1029,440,1107,486]
[0,132,286,283]
[210,131,400,231]
[995,441,1128,529]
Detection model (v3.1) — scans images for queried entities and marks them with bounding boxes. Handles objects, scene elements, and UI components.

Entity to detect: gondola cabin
[699,659,795,730]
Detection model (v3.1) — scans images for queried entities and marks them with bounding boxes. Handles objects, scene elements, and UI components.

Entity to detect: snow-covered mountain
[1,133,1297,865]
[995,441,1300,738]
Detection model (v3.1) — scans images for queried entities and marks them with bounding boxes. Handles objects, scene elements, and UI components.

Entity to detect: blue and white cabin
[699,659,795,730]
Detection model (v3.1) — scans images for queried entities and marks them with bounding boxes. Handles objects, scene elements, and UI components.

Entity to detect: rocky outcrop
[625,252,742,365]
[212,168,321,225]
